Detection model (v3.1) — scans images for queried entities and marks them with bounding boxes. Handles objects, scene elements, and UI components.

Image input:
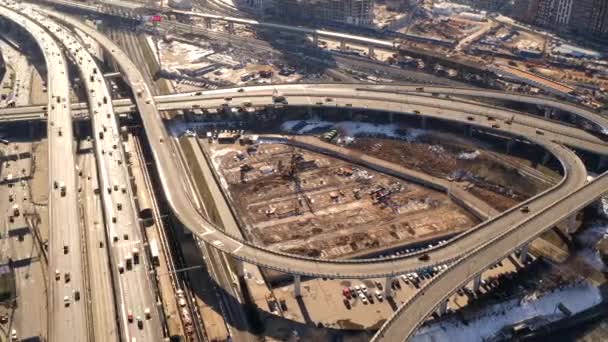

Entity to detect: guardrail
[372,146,598,341]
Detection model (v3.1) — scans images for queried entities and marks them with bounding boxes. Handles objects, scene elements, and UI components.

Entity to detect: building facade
[240,0,375,26]
[513,0,608,39]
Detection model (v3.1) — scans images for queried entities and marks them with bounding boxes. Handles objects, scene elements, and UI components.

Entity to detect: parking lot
[263,254,520,330]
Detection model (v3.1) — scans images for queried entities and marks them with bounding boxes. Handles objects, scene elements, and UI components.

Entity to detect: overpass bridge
[2,84,607,156]
[8,4,608,341]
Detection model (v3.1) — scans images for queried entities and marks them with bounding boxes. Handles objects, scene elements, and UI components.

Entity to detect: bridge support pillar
[565,214,577,234]
[421,116,428,129]
[340,40,347,51]
[368,46,375,58]
[312,34,319,47]
[388,112,394,123]
[437,300,449,316]
[598,156,608,171]
[384,277,393,298]
[541,151,551,165]
[204,17,212,29]
[294,275,302,297]
[234,259,245,277]
[506,140,514,154]
[520,243,530,263]
[473,274,482,292]
[228,22,235,34]
[307,106,314,119]
[544,107,553,118]
[466,124,473,137]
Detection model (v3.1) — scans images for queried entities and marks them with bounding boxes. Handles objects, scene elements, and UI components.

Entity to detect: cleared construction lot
[207,140,478,259]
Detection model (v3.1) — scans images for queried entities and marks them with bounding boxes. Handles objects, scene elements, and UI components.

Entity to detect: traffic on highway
[1,1,607,342]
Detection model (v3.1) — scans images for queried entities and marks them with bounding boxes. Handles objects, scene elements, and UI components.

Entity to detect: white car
[375,290,383,301]
[361,284,368,294]
[359,292,367,303]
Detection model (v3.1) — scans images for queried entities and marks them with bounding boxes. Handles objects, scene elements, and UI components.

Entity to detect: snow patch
[458,150,480,160]
[576,222,608,272]
[280,120,427,142]
[413,283,603,342]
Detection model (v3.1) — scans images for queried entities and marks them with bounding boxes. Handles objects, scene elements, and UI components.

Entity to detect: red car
[342,287,351,299]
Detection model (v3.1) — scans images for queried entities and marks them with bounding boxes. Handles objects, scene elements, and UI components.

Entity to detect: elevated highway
[25,6,161,341]
[41,8,593,279]
[1,84,608,155]
[12,6,608,341]
[0,4,89,342]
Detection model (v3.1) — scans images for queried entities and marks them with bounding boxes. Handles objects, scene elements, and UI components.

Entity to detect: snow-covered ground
[413,283,603,342]
[280,120,427,142]
[576,222,608,272]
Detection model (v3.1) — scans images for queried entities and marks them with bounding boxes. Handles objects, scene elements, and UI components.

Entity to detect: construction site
[197,114,561,264]
[206,139,477,259]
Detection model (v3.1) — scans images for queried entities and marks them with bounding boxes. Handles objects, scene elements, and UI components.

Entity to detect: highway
[0,4,89,342]
[23,6,164,341]
[10,5,608,341]
[2,85,608,155]
[372,171,608,341]
[36,8,595,280]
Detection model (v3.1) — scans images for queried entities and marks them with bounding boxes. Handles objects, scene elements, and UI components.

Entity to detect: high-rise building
[574,0,608,38]
[255,0,375,26]
[514,0,607,39]
[512,0,541,24]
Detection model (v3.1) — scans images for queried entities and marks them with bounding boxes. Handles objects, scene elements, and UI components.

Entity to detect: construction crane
[283,152,314,214]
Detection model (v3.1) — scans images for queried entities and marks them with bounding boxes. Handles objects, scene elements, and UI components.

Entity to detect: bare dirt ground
[348,134,558,212]
[210,142,478,259]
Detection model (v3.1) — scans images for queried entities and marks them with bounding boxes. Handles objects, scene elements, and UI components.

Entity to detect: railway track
[132,132,206,341]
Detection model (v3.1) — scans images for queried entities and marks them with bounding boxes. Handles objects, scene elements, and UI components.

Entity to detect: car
[128,310,134,322]
[237,88,245,93]
[375,290,383,301]
[65,272,70,283]
[361,284,368,294]
[521,206,530,213]
[343,298,351,309]
[359,292,367,303]
[179,298,187,307]
[11,329,17,341]
[118,262,124,273]
[144,308,151,319]
[536,129,545,135]
[467,116,474,121]
[177,289,185,298]
[63,245,69,254]
[73,290,80,301]
[374,280,383,290]
[55,269,60,280]
[418,253,430,261]
[64,296,70,307]
[342,287,351,299]
[491,124,500,129]
[354,285,361,293]
[137,317,143,329]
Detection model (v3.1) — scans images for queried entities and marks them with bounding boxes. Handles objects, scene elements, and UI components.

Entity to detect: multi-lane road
[4,3,608,342]
[31,6,604,280]
[23,6,163,341]
[0,4,89,342]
